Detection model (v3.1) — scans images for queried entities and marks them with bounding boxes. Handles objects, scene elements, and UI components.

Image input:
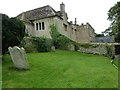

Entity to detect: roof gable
[17,5,57,23]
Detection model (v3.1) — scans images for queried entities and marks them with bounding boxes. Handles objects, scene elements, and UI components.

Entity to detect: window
[35,22,45,30]
[36,23,38,30]
[42,22,45,30]
[39,23,41,30]
[63,24,67,31]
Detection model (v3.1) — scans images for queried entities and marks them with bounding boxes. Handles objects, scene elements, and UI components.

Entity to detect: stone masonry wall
[78,44,107,55]
[77,43,120,60]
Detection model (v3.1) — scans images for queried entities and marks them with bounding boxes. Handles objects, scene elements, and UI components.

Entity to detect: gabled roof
[16,5,59,23]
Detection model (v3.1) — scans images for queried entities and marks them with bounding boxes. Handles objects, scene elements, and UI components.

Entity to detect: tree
[103,1,120,42]
[2,14,26,54]
[95,34,104,37]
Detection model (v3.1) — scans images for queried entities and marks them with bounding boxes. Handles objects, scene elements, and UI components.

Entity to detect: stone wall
[33,17,56,38]
[24,22,34,36]
[76,23,95,43]
[76,25,90,43]
[21,37,38,53]
[23,15,95,44]
[78,44,107,55]
[77,43,120,60]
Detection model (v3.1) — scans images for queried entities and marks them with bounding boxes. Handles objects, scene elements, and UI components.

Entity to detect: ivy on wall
[105,45,114,58]
[50,24,72,50]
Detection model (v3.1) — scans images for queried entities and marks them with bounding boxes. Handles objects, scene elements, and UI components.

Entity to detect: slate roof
[17,5,61,24]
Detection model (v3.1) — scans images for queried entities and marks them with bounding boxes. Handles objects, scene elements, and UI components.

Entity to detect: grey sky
[0,0,119,34]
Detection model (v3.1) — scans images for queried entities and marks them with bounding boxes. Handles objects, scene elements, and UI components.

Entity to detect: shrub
[19,38,26,47]
[106,45,114,58]
[74,43,80,51]
[57,35,71,50]
[31,37,53,52]
[50,24,72,50]
[78,43,99,48]
[24,45,37,53]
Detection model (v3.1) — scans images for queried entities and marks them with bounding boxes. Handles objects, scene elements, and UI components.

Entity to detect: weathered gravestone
[51,46,55,51]
[8,46,29,69]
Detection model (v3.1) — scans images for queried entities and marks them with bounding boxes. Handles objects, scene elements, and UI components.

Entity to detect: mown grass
[113,60,119,67]
[2,50,118,88]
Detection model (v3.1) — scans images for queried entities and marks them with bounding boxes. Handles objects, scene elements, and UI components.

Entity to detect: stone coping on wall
[77,43,120,60]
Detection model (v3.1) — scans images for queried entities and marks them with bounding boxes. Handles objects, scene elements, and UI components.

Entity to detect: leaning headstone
[8,46,29,69]
[51,46,55,51]
[68,44,75,51]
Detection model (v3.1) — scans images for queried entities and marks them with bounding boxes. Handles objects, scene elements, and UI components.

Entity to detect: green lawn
[3,50,118,88]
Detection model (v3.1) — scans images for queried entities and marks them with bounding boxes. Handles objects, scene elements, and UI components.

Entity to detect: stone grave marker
[8,46,29,69]
[51,46,55,51]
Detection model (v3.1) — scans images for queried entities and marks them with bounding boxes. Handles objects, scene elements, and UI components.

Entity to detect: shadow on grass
[8,66,30,72]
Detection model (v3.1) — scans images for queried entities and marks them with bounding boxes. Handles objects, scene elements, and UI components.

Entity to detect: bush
[24,45,37,53]
[106,45,114,58]
[31,37,53,52]
[50,24,72,50]
[79,43,99,48]
[74,43,80,51]
[57,35,71,50]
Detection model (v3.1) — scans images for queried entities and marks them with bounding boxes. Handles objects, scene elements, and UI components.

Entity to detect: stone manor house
[17,3,95,43]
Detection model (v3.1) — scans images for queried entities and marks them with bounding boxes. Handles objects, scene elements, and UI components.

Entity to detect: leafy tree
[103,2,120,42]
[2,14,26,54]
[95,34,104,37]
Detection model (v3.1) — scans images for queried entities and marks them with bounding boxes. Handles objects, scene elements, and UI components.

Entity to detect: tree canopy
[95,34,104,37]
[103,1,120,42]
[2,14,26,54]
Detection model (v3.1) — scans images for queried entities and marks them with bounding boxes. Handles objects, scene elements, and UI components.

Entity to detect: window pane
[39,23,41,30]
[42,22,45,30]
[36,23,38,30]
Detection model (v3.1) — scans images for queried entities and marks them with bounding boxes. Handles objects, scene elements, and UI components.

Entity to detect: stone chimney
[81,23,84,25]
[60,2,65,13]
[75,18,77,25]
[70,21,73,24]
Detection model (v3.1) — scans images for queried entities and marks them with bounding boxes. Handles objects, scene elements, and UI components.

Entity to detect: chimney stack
[70,21,73,24]
[60,2,65,13]
[75,18,77,25]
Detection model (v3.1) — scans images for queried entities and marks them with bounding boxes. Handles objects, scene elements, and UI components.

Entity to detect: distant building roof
[93,36,115,43]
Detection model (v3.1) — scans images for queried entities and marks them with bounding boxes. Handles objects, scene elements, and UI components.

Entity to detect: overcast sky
[0,0,119,34]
